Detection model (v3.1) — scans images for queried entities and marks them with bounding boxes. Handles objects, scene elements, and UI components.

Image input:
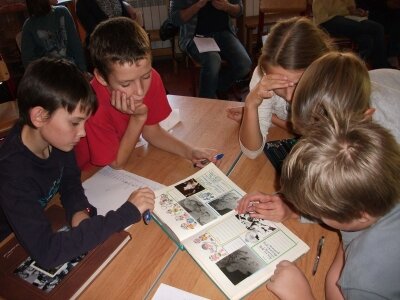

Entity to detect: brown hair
[292,51,371,134]
[89,17,151,81]
[281,118,400,222]
[258,17,334,75]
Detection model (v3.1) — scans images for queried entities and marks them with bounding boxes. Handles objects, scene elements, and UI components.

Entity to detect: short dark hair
[17,57,97,128]
[26,0,51,17]
[89,17,151,81]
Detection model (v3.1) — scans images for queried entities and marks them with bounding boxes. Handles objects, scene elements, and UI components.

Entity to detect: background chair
[256,0,308,52]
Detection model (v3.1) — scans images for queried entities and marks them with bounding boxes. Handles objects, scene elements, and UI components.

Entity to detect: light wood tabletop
[147,126,340,300]
[79,95,243,299]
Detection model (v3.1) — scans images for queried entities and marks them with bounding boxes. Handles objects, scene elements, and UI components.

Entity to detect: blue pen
[196,153,224,167]
[143,209,151,225]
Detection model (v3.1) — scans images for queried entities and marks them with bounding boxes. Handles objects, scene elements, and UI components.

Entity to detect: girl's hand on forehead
[261,73,295,91]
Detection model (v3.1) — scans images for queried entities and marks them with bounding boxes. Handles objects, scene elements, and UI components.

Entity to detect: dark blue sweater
[0,124,141,268]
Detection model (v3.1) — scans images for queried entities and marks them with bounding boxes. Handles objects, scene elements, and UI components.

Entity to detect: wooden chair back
[257,0,308,48]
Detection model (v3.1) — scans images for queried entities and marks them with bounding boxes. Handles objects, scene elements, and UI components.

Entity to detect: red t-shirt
[75,68,172,170]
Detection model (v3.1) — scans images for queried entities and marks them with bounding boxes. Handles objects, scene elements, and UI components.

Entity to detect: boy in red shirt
[75,17,218,170]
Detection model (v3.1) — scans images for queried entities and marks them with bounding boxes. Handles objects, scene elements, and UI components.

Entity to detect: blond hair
[281,119,400,222]
[292,51,371,134]
[258,17,334,75]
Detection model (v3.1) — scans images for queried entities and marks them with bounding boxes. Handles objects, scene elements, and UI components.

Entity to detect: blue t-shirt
[339,203,400,299]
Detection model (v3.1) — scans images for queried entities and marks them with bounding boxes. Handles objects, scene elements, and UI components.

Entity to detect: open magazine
[82,165,309,300]
[153,163,309,299]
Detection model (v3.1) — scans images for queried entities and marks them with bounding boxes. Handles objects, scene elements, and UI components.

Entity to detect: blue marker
[143,210,151,225]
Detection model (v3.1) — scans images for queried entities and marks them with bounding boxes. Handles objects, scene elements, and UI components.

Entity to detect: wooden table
[147,126,340,300]
[79,95,243,299]
[0,100,18,139]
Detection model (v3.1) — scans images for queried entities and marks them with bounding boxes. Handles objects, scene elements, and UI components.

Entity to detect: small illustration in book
[179,196,217,225]
[208,191,241,216]
[14,254,86,293]
[194,233,229,262]
[236,214,278,246]
[175,178,205,197]
[216,245,266,285]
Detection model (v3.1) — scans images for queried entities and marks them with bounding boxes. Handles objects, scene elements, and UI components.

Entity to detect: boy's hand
[111,90,148,117]
[127,187,155,215]
[71,210,90,227]
[267,261,315,300]
[236,192,298,222]
[226,106,244,123]
[191,148,220,168]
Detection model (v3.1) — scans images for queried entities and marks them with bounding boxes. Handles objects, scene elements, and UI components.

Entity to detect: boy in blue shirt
[0,57,155,268]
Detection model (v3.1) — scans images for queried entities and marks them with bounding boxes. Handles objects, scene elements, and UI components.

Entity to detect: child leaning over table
[0,58,155,268]
[236,51,400,222]
[74,17,219,170]
[267,119,400,300]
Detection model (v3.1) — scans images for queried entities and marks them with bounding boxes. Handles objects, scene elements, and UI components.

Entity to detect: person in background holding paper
[170,0,251,99]
[0,58,155,268]
[74,17,219,170]
[267,119,400,300]
[312,0,389,69]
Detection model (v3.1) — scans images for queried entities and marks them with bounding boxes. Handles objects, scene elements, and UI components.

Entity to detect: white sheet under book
[152,283,209,300]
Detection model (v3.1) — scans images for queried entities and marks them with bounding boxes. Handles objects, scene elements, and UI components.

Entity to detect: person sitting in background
[312,0,389,69]
[356,0,400,68]
[21,0,87,72]
[76,0,143,51]
[170,0,252,99]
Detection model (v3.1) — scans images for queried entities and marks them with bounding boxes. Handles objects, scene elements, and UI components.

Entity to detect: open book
[82,165,309,299]
[0,205,131,299]
[153,163,309,299]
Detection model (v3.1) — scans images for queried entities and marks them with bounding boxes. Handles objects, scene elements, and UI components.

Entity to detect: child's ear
[93,68,108,87]
[30,106,49,128]
[358,211,376,224]
[363,108,376,120]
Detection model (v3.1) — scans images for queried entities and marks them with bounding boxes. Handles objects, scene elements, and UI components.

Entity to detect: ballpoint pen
[195,153,224,167]
[143,209,151,225]
[312,236,325,276]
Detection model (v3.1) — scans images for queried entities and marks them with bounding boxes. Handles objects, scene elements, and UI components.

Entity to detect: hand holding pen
[126,187,155,225]
[192,148,224,168]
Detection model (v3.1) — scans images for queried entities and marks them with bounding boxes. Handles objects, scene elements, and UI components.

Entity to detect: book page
[83,166,165,216]
[154,164,245,243]
[182,213,309,300]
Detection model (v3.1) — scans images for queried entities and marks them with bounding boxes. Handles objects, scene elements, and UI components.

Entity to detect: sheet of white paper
[135,108,181,148]
[193,36,220,53]
[152,283,210,300]
[83,166,165,216]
